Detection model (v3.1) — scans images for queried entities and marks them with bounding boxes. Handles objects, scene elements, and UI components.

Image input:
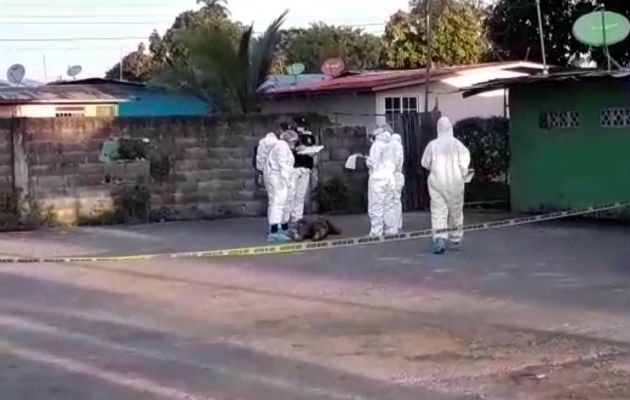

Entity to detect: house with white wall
[261,61,546,127]
[0,79,209,118]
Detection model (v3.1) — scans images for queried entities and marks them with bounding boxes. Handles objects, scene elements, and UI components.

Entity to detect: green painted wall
[509,77,630,212]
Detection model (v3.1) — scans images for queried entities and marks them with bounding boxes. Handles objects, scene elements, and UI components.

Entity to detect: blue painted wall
[118,87,210,117]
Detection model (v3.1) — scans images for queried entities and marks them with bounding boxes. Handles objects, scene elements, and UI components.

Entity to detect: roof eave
[263,88,373,99]
[462,69,630,98]
[0,99,133,105]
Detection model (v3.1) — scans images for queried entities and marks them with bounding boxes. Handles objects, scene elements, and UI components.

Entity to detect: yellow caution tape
[1,201,627,264]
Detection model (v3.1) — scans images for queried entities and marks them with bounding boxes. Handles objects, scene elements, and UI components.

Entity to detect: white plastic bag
[344,154,363,170]
[464,169,475,183]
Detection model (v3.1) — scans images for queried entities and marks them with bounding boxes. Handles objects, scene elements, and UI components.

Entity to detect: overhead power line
[0,14,178,18]
[0,36,147,42]
[0,20,386,27]
[0,2,183,6]
[0,21,174,25]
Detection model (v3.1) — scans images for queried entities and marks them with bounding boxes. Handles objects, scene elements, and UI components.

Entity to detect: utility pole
[600,5,611,71]
[42,55,47,82]
[424,0,432,113]
[535,0,548,74]
[119,46,124,80]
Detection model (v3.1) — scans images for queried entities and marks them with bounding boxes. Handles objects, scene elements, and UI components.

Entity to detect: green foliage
[100,138,149,162]
[0,192,23,230]
[278,24,384,73]
[117,138,149,161]
[487,0,577,66]
[104,0,242,85]
[149,0,243,71]
[0,191,56,231]
[486,0,630,67]
[149,154,172,181]
[382,0,485,69]
[105,43,155,82]
[80,185,151,225]
[158,11,287,112]
[316,177,348,213]
[454,117,509,183]
[315,175,367,214]
[117,185,151,223]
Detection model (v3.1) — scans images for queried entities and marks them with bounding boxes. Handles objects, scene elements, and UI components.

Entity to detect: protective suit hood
[391,133,402,143]
[437,117,454,138]
[375,130,392,143]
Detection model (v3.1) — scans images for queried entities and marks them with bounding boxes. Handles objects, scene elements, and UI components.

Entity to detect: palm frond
[155,9,286,113]
[249,10,288,94]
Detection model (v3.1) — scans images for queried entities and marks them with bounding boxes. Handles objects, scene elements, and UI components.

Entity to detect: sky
[0,0,410,83]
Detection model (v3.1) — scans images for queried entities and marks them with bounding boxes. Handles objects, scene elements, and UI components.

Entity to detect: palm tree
[197,0,230,17]
[160,10,287,113]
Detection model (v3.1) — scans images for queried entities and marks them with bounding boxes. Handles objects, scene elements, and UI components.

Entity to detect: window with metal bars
[600,108,630,128]
[385,96,418,128]
[539,111,580,129]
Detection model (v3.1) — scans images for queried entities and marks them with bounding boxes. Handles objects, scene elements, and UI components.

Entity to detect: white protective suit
[366,129,397,237]
[265,138,295,226]
[421,116,470,243]
[391,134,405,232]
[286,168,310,223]
[285,129,315,223]
[256,132,278,173]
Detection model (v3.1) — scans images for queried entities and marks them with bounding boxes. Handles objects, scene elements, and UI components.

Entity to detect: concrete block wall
[0,114,368,226]
[0,124,13,198]
[317,125,369,213]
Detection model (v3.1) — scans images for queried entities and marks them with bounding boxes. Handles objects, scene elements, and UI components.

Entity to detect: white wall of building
[374,82,507,125]
[261,93,376,126]
[0,103,118,118]
[0,104,58,118]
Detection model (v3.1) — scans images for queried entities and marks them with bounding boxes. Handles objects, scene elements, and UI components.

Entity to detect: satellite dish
[573,11,630,46]
[67,65,82,79]
[320,58,347,78]
[7,64,25,85]
[286,62,305,75]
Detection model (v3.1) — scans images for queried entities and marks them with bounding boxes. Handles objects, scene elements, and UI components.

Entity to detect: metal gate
[394,111,440,211]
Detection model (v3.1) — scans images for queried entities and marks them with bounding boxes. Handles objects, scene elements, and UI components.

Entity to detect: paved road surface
[0,213,627,399]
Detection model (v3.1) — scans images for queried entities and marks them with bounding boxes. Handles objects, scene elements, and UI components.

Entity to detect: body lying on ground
[293,217,342,242]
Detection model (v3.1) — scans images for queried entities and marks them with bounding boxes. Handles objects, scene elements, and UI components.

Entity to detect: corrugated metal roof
[463,69,630,98]
[51,78,146,87]
[0,83,136,104]
[259,74,330,92]
[263,61,546,97]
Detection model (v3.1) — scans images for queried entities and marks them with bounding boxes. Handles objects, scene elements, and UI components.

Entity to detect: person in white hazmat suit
[255,132,278,188]
[285,126,316,225]
[265,130,298,242]
[421,116,471,254]
[391,133,405,233]
[366,126,397,237]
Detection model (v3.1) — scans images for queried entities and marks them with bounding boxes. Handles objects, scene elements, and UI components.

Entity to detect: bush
[315,175,367,214]
[100,137,150,163]
[315,177,348,213]
[0,191,56,231]
[454,117,509,183]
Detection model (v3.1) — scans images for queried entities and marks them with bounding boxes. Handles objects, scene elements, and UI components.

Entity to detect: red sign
[320,58,347,77]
